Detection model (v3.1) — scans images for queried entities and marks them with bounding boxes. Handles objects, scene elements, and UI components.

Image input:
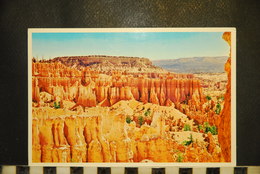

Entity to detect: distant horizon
[32,32,230,60]
[151,55,228,61]
[32,55,228,61]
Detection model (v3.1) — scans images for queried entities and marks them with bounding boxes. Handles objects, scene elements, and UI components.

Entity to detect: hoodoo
[32,60,205,109]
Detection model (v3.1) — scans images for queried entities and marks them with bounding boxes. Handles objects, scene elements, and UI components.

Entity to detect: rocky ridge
[37,55,167,73]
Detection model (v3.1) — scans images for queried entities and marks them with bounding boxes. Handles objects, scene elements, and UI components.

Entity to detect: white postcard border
[28,27,236,167]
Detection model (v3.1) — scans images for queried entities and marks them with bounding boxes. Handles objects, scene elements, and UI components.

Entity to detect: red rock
[165,98,174,107]
[218,32,232,162]
[32,119,41,162]
[150,87,159,105]
[32,61,205,109]
[99,98,111,107]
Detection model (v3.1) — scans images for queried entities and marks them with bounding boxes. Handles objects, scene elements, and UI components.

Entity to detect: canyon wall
[218,32,232,162]
[32,62,205,110]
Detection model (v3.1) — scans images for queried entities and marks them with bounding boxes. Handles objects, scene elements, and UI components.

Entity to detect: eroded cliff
[217,32,231,162]
[32,61,205,111]
[32,100,223,163]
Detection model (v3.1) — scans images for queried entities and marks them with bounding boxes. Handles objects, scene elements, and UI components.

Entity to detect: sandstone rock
[52,118,70,162]
[218,32,232,162]
[32,119,41,162]
[88,140,103,162]
[38,118,54,162]
[32,61,205,110]
[64,116,87,162]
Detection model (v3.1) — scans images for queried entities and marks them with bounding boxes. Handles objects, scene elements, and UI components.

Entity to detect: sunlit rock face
[217,32,231,162]
[32,61,205,110]
[32,100,223,163]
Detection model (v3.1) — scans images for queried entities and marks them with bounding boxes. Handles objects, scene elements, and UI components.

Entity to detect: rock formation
[45,55,167,73]
[217,32,231,162]
[32,61,205,111]
[31,53,229,163]
[32,100,223,163]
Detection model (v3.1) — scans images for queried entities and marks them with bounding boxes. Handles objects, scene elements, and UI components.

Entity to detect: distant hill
[152,56,228,73]
[42,55,167,73]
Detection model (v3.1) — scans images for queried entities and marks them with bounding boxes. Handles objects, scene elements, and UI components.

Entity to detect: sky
[32,32,229,60]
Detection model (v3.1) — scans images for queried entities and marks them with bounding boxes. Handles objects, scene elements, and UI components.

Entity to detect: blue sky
[32,32,229,60]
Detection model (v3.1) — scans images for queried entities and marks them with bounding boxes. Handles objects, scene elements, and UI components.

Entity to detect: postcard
[28,28,236,166]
